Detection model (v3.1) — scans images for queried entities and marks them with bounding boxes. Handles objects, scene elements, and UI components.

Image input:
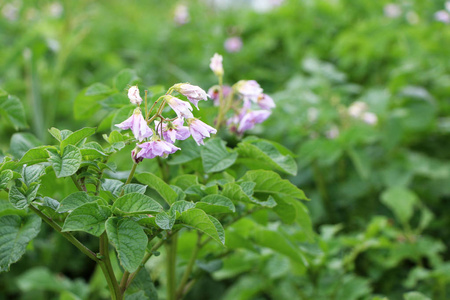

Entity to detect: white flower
[209,53,224,77]
[128,86,143,105]
[348,101,368,118]
[362,112,378,125]
[384,4,401,18]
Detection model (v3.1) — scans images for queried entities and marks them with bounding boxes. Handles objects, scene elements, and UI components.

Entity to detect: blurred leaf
[201,138,237,173]
[114,69,140,92]
[381,187,418,224]
[106,217,147,273]
[0,94,27,129]
[403,291,431,300]
[0,214,41,272]
[9,133,42,159]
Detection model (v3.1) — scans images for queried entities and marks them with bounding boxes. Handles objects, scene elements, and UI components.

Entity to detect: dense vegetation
[1,0,449,299]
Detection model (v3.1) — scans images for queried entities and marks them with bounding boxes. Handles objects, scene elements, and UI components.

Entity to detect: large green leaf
[112,193,163,216]
[167,139,201,165]
[9,184,39,210]
[9,133,42,159]
[19,147,50,166]
[237,138,297,175]
[201,139,237,173]
[0,214,41,272]
[114,69,140,92]
[155,211,176,230]
[381,187,418,224]
[241,170,308,201]
[170,174,199,190]
[106,217,147,273]
[222,182,252,203]
[180,208,225,245]
[21,165,45,187]
[135,173,178,205]
[195,195,235,214]
[60,127,96,150]
[57,192,98,213]
[0,94,27,129]
[48,145,82,178]
[170,200,195,214]
[73,84,113,120]
[62,203,111,236]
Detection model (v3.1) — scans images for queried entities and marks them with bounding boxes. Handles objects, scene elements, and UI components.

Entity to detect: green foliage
[62,203,111,237]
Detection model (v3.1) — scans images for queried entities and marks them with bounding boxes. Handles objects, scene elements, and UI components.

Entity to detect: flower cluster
[115,84,216,162]
[207,53,275,135]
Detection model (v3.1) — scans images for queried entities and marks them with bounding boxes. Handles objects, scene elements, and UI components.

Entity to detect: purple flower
[435,10,450,23]
[127,85,143,105]
[155,118,190,143]
[237,80,263,102]
[238,110,271,133]
[173,83,208,109]
[137,139,180,159]
[208,85,232,106]
[165,95,194,119]
[187,118,217,145]
[224,37,243,53]
[257,94,275,110]
[210,53,224,77]
[115,109,152,142]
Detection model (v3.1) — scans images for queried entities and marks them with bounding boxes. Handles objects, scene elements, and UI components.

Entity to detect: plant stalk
[99,232,122,300]
[166,233,178,300]
[175,233,202,299]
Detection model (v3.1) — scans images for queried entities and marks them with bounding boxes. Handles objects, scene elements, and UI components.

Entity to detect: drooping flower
[137,139,180,159]
[210,53,224,77]
[173,83,208,109]
[224,37,243,53]
[257,93,276,110]
[208,85,232,106]
[165,95,194,119]
[155,118,190,143]
[237,110,271,133]
[237,80,263,102]
[187,118,217,145]
[128,85,143,105]
[115,108,152,142]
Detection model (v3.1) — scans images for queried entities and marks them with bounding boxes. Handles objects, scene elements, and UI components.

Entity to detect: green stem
[71,174,85,192]
[100,232,122,300]
[166,233,178,300]
[312,160,334,222]
[215,75,225,130]
[175,233,201,299]
[29,204,98,262]
[119,163,138,197]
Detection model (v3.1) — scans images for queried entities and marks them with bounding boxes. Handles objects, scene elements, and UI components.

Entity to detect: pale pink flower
[187,118,217,145]
[210,53,224,77]
[237,80,263,103]
[435,10,450,23]
[208,85,232,106]
[155,118,190,143]
[115,109,152,142]
[224,37,243,53]
[128,86,143,105]
[362,112,378,125]
[174,4,189,25]
[173,83,208,109]
[257,94,275,110]
[137,139,180,159]
[237,110,271,133]
[165,95,194,119]
[384,4,401,18]
[446,1,450,12]
[348,101,368,118]
[326,126,339,139]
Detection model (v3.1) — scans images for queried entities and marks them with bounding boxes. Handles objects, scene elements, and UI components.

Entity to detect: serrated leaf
[201,139,237,173]
[241,170,308,201]
[61,127,96,150]
[0,214,41,272]
[106,217,147,273]
[195,195,235,214]
[48,145,82,178]
[180,208,225,245]
[237,139,297,175]
[0,94,27,129]
[62,203,111,236]
[155,211,176,230]
[57,192,98,213]
[135,173,178,205]
[112,193,163,216]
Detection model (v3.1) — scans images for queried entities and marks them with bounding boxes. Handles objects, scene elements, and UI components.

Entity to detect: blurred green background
[1,0,450,299]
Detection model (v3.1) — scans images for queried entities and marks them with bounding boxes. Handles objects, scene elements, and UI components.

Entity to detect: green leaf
[101,179,124,197]
[170,200,195,214]
[9,133,42,159]
[180,208,225,245]
[168,139,201,165]
[121,184,147,195]
[222,183,252,203]
[0,94,27,129]
[195,195,235,214]
[124,264,158,300]
[0,214,41,272]
[135,173,178,205]
[241,170,308,201]
[170,174,199,190]
[0,170,13,190]
[21,165,45,187]
[19,147,50,166]
[9,184,39,210]
[208,215,225,244]
[155,211,176,230]
[201,139,237,173]
[112,193,163,216]
[86,83,113,96]
[403,292,431,300]
[62,203,111,236]
[381,187,418,224]
[237,138,297,175]
[60,127,96,150]
[106,217,147,273]
[74,84,113,120]
[48,127,62,142]
[57,192,98,213]
[48,145,82,178]
[114,69,140,92]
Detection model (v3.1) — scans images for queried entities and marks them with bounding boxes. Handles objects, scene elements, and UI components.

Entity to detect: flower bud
[209,53,224,77]
[128,85,143,105]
